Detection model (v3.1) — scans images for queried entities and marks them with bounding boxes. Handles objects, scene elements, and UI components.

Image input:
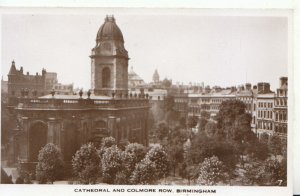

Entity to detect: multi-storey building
[181,79,287,140]
[5,62,73,105]
[255,84,275,138]
[274,77,288,139]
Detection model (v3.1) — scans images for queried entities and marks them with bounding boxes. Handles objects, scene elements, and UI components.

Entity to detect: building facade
[91,16,129,96]
[11,15,150,165]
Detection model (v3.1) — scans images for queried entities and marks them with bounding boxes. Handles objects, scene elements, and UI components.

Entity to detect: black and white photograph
[0,3,297,196]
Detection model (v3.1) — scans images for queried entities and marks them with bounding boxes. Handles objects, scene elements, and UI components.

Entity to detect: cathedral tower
[90,15,129,96]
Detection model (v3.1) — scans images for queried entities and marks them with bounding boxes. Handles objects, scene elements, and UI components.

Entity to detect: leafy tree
[197,156,227,185]
[72,143,100,184]
[35,143,64,184]
[200,111,210,120]
[205,121,217,137]
[101,145,123,184]
[187,115,198,129]
[130,156,157,184]
[167,126,188,176]
[262,159,286,186]
[99,136,116,157]
[216,100,246,133]
[118,143,147,184]
[155,121,169,141]
[146,144,170,179]
[187,133,238,176]
[244,161,265,185]
[198,117,208,133]
[269,134,283,157]
[250,140,269,161]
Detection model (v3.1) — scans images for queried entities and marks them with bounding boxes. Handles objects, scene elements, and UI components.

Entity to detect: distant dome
[96,15,124,42]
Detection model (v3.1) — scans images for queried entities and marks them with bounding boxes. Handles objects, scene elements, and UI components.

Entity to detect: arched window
[102,67,111,88]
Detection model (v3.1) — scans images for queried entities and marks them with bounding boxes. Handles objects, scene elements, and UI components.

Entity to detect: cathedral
[11,15,150,164]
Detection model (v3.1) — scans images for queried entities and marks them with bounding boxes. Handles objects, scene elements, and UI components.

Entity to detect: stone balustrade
[10,97,150,110]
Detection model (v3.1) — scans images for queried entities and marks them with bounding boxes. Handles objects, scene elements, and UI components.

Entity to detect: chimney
[257,82,270,94]
[245,83,251,91]
[280,77,288,87]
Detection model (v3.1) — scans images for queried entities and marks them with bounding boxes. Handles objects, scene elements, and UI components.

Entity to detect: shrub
[101,145,123,184]
[72,143,100,184]
[197,156,227,185]
[35,143,64,184]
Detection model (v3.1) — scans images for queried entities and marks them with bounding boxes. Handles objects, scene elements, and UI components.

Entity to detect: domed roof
[96,15,124,42]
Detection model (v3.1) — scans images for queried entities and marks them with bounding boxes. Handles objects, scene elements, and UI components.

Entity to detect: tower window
[102,67,111,88]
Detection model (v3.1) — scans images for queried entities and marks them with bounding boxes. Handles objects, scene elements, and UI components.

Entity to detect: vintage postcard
[0,6,294,196]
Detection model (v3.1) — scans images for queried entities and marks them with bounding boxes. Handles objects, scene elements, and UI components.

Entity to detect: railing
[11,97,150,110]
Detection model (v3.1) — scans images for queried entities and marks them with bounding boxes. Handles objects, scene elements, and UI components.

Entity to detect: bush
[35,143,64,184]
[99,137,116,157]
[72,143,100,184]
[197,156,227,185]
[130,157,157,185]
[101,145,123,184]
[146,144,170,179]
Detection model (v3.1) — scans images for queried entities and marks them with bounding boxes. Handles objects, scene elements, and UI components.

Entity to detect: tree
[130,157,157,184]
[216,100,246,132]
[200,111,210,120]
[205,121,217,137]
[244,161,265,185]
[117,143,147,184]
[198,117,208,133]
[155,121,169,141]
[145,144,170,179]
[269,134,283,157]
[197,156,227,185]
[187,115,198,129]
[262,159,286,186]
[72,143,100,184]
[101,145,123,184]
[99,136,116,157]
[167,126,188,176]
[35,143,64,184]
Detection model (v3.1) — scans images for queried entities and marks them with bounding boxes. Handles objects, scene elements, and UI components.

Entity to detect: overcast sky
[1,11,288,91]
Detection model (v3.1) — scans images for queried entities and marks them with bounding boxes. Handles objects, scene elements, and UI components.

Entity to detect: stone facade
[14,97,149,162]
[91,16,129,96]
[10,15,150,165]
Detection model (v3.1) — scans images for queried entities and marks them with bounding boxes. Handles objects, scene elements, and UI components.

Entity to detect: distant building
[128,66,145,89]
[5,61,73,105]
[7,61,47,100]
[53,83,74,95]
[152,69,160,84]
[256,83,275,138]
[274,77,288,139]
[177,78,288,140]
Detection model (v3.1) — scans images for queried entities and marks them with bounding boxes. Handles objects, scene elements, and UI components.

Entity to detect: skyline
[1,12,288,91]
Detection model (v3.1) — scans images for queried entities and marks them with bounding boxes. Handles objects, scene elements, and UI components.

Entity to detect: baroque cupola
[90,15,129,96]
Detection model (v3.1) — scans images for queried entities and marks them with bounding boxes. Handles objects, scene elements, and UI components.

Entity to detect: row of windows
[258,102,273,108]
[275,124,287,133]
[275,98,287,107]
[275,111,288,121]
[257,121,273,130]
[258,110,273,119]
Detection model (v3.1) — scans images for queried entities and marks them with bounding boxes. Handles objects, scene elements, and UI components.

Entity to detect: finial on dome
[105,15,115,22]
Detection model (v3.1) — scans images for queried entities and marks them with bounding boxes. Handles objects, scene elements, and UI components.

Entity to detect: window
[102,67,111,88]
